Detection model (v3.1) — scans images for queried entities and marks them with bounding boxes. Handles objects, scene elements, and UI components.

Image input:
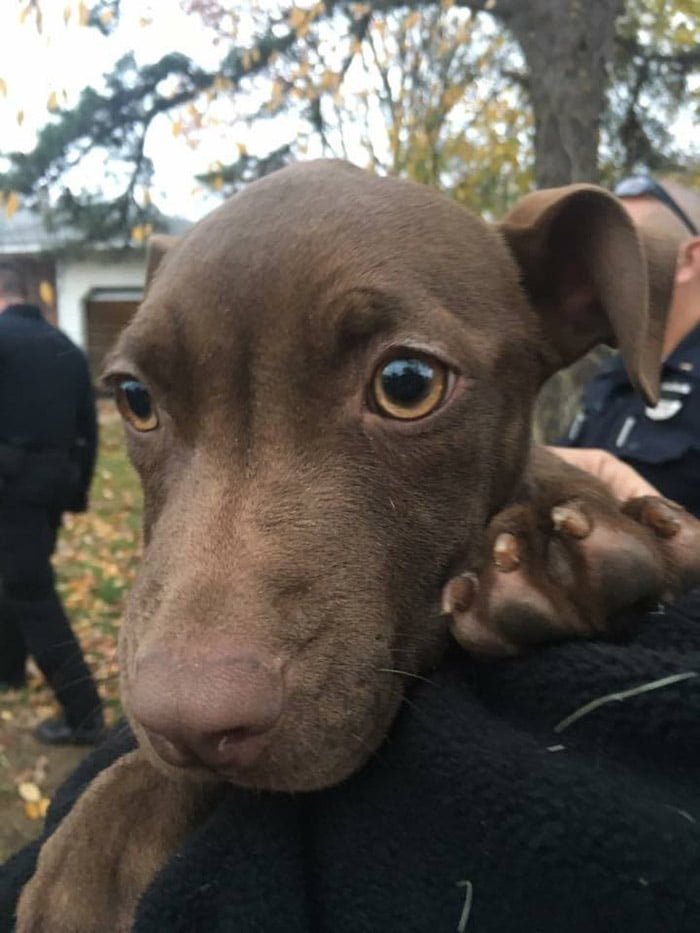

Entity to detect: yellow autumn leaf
[16,109,25,126]
[211,176,224,191]
[131,225,146,243]
[351,2,371,18]
[99,9,114,25]
[320,70,337,91]
[237,142,248,157]
[47,90,59,112]
[18,781,41,803]
[441,86,463,110]
[213,75,231,92]
[78,1,90,26]
[288,8,307,30]
[268,79,285,108]
[24,798,50,821]
[5,192,21,219]
[171,119,183,137]
[39,281,55,305]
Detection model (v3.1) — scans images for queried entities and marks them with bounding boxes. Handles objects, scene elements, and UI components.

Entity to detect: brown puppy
[17,161,700,931]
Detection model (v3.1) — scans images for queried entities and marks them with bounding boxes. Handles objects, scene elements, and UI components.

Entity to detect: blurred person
[0,262,104,744]
[563,176,700,516]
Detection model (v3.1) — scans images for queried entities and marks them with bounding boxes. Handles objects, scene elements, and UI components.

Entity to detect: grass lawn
[0,401,141,859]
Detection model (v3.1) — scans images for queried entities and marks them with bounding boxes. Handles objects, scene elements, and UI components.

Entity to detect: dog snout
[130,649,285,773]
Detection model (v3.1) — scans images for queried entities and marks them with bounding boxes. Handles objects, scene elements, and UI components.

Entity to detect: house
[0,208,190,382]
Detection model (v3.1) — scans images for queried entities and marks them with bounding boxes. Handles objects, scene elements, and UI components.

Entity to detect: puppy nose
[130,650,284,772]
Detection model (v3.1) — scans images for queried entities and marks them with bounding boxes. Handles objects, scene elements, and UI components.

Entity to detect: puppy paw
[16,751,214,933]
[443,493,700,659]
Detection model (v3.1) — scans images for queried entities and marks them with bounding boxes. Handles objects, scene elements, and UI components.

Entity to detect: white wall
[56,256,146,348]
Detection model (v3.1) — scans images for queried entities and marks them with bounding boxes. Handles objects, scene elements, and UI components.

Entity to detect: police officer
[0,262,104,744]
[563,177,700,518]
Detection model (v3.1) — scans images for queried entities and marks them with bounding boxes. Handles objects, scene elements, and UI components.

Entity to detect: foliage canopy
[0,0,697,241]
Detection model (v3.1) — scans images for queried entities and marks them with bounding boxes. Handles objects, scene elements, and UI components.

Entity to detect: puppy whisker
[376,667,435,685]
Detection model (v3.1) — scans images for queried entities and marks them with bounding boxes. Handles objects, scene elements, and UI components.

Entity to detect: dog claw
[640,499,682,539]
[551,503,592,539]
[493,533,520,572]
[442,573,478,615]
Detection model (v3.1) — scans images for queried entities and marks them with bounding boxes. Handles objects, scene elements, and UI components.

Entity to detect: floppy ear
[145,234,179,291]
[499,185,676,405]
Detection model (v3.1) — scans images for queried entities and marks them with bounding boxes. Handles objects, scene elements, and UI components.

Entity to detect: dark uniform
[0,304,102,732]
[563,322,700,519]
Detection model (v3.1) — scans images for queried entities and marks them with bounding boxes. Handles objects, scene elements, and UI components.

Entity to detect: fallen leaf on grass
[17,781,41,803]
[23,798,50,821]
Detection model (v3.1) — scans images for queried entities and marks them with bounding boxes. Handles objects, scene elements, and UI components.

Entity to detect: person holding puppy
[0,262,104,745]
[563,177,700,516]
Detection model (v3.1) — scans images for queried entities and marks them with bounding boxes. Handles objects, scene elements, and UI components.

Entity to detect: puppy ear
[499,185,676,405]
[145,234,179,291]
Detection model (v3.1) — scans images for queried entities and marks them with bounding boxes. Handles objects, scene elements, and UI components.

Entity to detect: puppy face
[108,162,543,791]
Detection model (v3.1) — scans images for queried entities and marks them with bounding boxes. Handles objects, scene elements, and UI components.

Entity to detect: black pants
[0,505,102,726]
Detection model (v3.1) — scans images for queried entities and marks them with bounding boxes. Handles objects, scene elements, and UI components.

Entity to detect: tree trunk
[477,0,625,438]
[497,0,625,187]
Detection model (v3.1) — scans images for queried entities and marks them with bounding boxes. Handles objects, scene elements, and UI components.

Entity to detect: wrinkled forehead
[117,164,531,382]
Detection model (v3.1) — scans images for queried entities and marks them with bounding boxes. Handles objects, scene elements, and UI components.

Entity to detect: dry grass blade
[456,879,473,932]
[554,671,698,734]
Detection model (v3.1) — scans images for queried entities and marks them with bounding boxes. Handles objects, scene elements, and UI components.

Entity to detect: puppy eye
[114,379,159,432]
[371,354,452,420]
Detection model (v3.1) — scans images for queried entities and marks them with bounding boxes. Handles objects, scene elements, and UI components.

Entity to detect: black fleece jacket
[2,594,700,932]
